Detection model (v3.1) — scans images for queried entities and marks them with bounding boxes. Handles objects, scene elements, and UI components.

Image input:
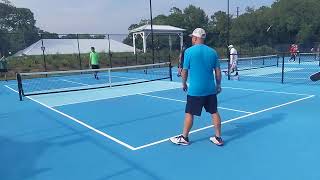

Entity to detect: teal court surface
[1,65,320,180]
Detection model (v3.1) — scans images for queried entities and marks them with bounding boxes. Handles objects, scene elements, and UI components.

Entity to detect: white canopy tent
[129,25,186,54]
[14,39,134,56]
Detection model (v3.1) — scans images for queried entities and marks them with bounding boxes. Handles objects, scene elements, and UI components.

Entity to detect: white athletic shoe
[210,136,224,146]
[170,135,190,146]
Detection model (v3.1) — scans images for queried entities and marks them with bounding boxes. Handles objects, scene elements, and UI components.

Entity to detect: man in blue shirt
[170,28,224,146]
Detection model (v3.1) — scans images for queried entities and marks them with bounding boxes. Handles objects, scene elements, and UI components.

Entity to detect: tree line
[125,0,320,53]
[1,0,320,56]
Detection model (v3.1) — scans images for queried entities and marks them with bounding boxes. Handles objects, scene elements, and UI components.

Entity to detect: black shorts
[91,65,100,69]
[185,94,218,116]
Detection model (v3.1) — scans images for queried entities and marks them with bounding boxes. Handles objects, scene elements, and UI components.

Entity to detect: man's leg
[169,113,193,145]
[210,112,224,146]
[170,95,202,145]
[204,95,224,146]
[95,71,99,79]
[177,67,182,77]
[289,55,293,62]
[212,112,222,138]
[182,113,194,138]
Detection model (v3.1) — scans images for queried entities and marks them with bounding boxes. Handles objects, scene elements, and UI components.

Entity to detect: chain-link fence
[0,33,181,80]
[225,52,320,85]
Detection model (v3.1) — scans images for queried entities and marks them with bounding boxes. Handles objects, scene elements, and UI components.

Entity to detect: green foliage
[124,0,320,53]
[2,0,320,80]
[0,1,40,56]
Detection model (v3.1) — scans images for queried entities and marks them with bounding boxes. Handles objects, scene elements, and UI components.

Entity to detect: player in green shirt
[89,47,100,79]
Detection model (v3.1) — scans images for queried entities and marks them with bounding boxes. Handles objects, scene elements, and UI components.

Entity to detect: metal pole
[227,0,230,47]
[76,34,82,69]
[40,34,47,72]
[107,34,112,68]
[237,7,239,18]
[281,53,285,84]
[149,0,155,64]
[227,0,230,80]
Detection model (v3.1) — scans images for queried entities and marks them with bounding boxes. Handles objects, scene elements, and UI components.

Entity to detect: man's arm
[215,67,222,94]
[181,69,188,92]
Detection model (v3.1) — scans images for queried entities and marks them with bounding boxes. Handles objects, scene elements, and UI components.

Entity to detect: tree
[0,1,41,55]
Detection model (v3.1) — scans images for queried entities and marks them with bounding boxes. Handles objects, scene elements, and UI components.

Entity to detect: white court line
[222,86,313,96]
[4,85,136,150]
[54,74,140,81]
[60,79,89,86]
[133,94,315,150]
[49,83,181,107]
[241,75,310,80]
[6,73,140,87]
[138,93,252,114]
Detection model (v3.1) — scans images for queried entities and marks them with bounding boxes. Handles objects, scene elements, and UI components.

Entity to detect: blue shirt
[183,44,220,96]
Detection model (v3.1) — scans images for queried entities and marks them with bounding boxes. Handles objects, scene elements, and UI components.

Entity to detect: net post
[281,53,285,84]
[16,73,23,101]
[276,55,279,67]
[298,53,301,64]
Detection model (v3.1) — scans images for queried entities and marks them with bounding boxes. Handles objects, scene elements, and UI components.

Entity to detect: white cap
[189,28,206,39]
[228,45,234,49]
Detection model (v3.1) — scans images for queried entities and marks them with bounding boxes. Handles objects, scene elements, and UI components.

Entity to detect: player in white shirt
[228,45,239,78]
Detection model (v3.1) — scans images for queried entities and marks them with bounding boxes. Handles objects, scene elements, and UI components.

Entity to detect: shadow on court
[0,137,51,180]
[193,113,287,145]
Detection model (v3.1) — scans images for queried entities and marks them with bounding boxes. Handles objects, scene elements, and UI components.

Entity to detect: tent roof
[14,39,134,56]
[129,25,186,34]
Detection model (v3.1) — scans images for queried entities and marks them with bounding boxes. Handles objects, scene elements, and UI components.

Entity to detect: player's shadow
[222,113,287,145]
[0,137,51,180]
[194,113,286,145]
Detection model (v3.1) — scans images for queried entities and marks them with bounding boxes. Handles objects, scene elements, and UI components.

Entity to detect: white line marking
[4,85,136,150]
[222,86,313,96]
[241,75,312,80]
[133,95,315,150]
[60,79,89,86]
[138,93,253,114]
[50,85,181,107]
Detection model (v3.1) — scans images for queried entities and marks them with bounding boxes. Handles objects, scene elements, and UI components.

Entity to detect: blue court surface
[1,66,320,180]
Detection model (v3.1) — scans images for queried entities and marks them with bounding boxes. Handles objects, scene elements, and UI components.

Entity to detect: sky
[9,0,276,34]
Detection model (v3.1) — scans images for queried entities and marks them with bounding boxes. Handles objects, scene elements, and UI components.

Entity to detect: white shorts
[230,61,237,69]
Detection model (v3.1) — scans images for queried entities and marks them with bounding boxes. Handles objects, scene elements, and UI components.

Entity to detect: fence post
[281,53,285,84]
[169,53,172,81]
[76,34,82,70]
[107,34,112,68]
[227,51,231,80]
[40,34,47,72]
